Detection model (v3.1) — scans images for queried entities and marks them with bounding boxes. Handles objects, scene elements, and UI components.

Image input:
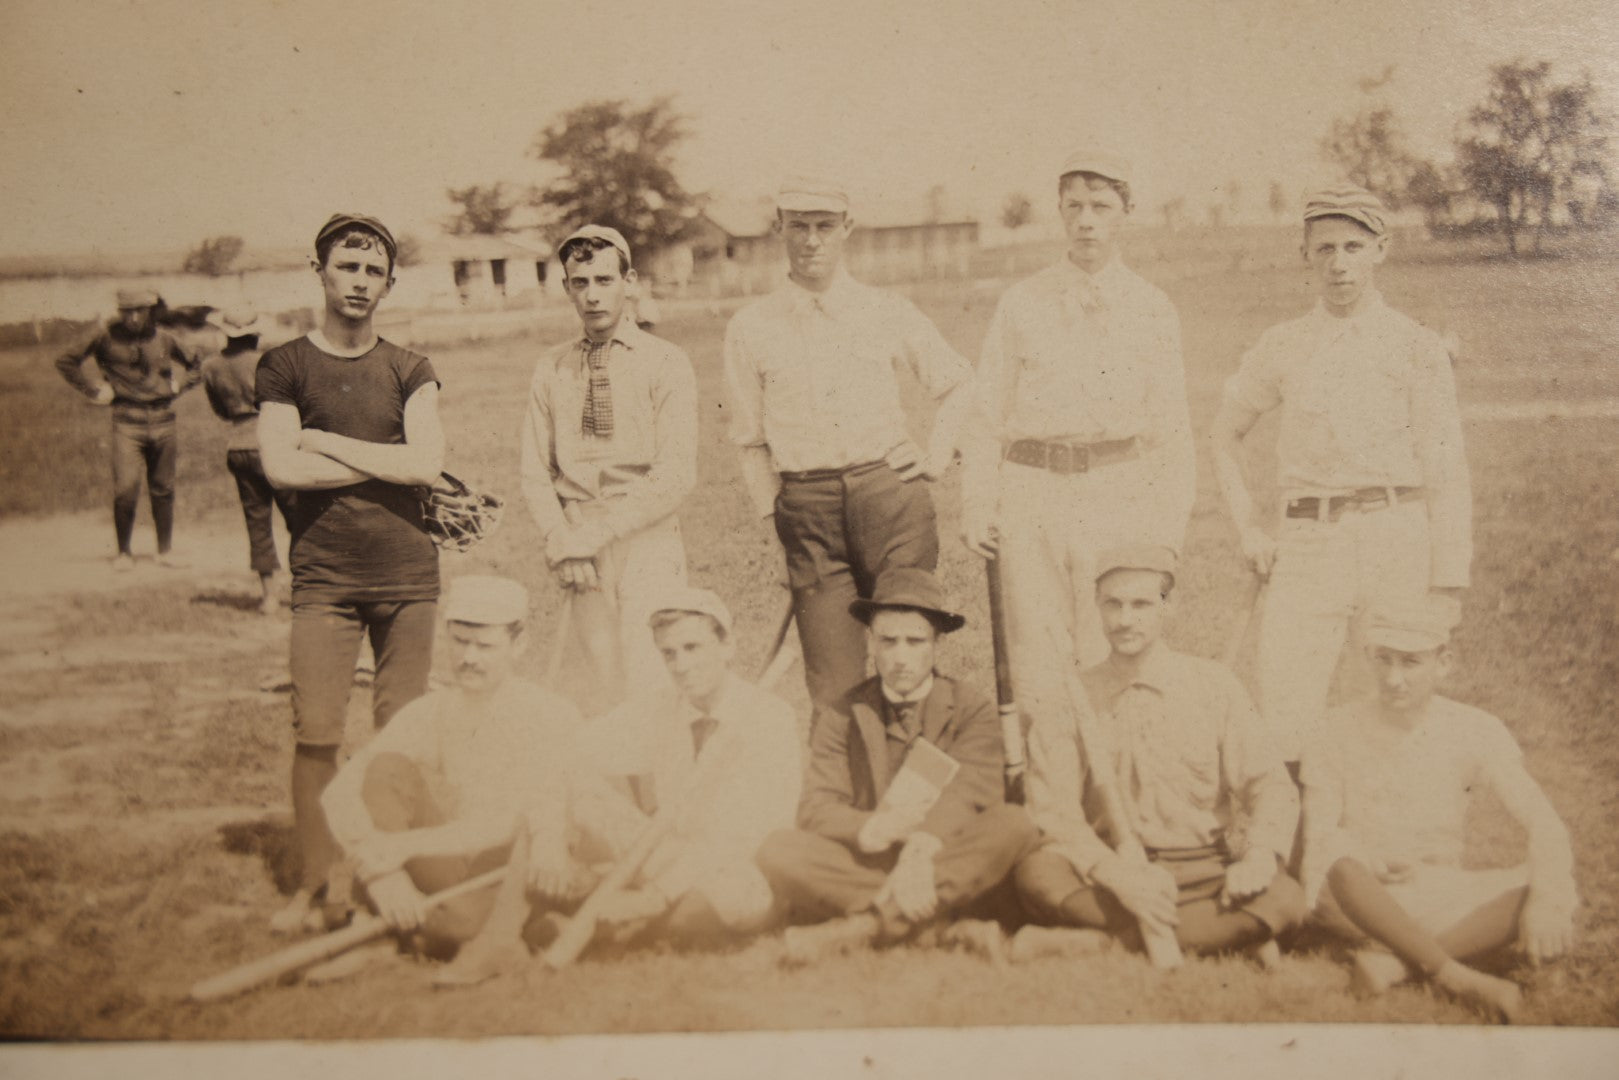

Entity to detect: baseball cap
[116,288,161,309]
[559,224,632,268]
[647,586,733,637]
[1094,543,1178,587]
[315,212,398,262]
[776,174,850,214]
[209,307,267,340]
[1058,147,1133,188]
[1303,183,1388,236]
[1365,595,1460,653]
[442,575,529,626]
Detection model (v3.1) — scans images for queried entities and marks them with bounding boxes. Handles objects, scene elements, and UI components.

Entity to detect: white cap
[442,575,529,626]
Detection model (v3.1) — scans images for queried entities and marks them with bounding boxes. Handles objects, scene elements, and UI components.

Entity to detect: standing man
[756,569,1037,961]
[1301,597,1577,1023]
[959,148,1195,778]
[571,587,802,949]
[56,287,201,570]
[257,212,446,933]
[723,176,976,710]
[316,576,592,984]
[1210,183,1472,767]
[201,308,293,614]
[1014,546,1304,960]
[520,225,696,700]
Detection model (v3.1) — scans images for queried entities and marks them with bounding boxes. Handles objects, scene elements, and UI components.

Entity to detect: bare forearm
[262,446,370,490]
[304,431,441,486]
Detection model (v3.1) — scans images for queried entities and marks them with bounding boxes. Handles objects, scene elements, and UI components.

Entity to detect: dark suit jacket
[797,673,1006,847]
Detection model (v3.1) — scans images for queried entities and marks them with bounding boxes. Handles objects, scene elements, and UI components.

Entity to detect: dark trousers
[774,461,938,708]
[111,407,177,554]
[1015,845,1307,953]
[290,599,436,747]
[226,448,294,574]
[756,804,1038,938]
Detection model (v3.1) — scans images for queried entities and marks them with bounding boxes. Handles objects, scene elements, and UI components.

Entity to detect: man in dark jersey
[257,213,446,934]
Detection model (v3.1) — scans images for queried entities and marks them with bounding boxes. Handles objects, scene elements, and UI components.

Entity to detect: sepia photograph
[1,0,1616,1073]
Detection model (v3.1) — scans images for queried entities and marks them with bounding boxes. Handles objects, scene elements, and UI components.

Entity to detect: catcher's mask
[421,472,504,553]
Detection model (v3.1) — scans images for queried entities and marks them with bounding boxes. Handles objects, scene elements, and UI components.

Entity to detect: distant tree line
[1321,59,1611,255]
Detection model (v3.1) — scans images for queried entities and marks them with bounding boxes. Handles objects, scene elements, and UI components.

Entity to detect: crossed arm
[258,383,444,491]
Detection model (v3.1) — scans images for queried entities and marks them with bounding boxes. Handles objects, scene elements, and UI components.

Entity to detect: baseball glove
[421,472,504,553]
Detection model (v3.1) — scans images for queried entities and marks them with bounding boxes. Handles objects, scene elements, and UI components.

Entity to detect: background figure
[55,287,201,569]
[520,226,696,704]
[723,176,975,710]
[202,308,294,614]
[1210,184,1472,767]
[1301,597,1577,1024]
[257,213,446,933]
[960,147,1195,783]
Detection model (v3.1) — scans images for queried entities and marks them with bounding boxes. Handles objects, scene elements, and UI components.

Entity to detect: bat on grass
[1061,662,1184,970]
[187,868,505,1002]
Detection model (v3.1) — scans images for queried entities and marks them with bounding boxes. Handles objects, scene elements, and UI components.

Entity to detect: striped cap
[776,175,849,214]
[1303,183,1387,236]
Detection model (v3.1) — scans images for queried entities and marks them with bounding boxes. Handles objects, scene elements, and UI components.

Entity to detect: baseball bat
[1221,573,1265,670]
[187,867,505,1002]
[1062,664,1184,970]
[985,558,1026,804]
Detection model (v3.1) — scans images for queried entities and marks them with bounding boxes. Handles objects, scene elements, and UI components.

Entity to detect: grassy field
[0,231,1616,1037]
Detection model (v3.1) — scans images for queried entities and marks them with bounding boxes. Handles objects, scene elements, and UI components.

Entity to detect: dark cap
[849,568,966,634]
[315,212,398,262]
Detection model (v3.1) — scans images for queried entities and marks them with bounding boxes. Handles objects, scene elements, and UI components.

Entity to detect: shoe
[1008,925,1113,963]
[269,887,320,935]
[113,553,135,573]
[780,913,880,967]
[259,670,293,693]
[304,939,400,985]
[936,919,1009,965]
[1350,949,1410,997]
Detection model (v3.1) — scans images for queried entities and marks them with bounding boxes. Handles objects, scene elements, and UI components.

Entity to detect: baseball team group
[56,148,1578,1022]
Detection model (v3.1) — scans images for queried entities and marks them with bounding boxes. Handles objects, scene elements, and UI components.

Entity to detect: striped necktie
[581,339,613,438]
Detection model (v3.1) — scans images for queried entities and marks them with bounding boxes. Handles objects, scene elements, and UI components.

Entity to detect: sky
[1,0,1615,256]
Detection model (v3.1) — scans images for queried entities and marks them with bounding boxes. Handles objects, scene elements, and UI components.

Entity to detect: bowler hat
[849,568,966,634]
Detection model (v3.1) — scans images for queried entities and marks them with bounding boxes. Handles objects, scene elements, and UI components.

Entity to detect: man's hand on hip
[885,440,935,483]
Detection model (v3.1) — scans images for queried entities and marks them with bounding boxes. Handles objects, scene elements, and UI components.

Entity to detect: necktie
[892,701,921,743]
[690,715,718,758]
[581,339,613,438]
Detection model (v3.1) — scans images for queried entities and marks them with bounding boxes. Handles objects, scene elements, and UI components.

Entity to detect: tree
[445,183,520,236]
[1320,106,1417,210]
[182,235,244,276]
[394,234,424,268]
[1405,160,1459,235]
[1000,192,1034,232]
[1456,60,1609,255]
[531,97,697,257]
[1268,180,1288,220]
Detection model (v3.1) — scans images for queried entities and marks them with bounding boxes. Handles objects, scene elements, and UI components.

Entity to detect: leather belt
[1004,437,1140,475]
[1285,486,1424,522]
[779,459,888,483]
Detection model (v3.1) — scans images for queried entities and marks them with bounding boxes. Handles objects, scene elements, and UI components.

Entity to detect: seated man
[756,568,1038,962]
[1301,597,1578,1023]
[316,575,593,983]
[571,586,803,948]
[1014,545,1304,961]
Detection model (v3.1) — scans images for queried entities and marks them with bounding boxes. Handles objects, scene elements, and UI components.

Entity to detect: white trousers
[1258,500,1432,762]
[996,458,1188,758]
[566,505,688,696]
